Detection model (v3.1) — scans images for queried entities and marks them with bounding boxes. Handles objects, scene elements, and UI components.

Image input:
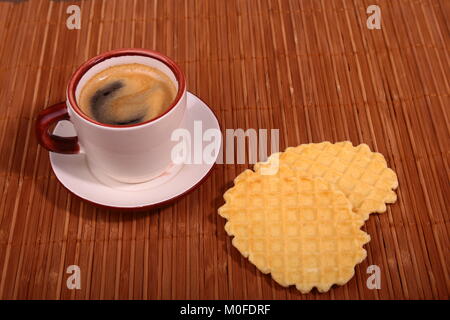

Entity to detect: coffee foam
[78,63,177,125]
[75,55,178,98]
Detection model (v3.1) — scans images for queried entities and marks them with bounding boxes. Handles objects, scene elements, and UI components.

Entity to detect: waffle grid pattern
[255,142,398,220]
[219,168,370,293]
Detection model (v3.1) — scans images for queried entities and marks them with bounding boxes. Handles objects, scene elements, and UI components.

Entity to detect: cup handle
[35,102,80,154]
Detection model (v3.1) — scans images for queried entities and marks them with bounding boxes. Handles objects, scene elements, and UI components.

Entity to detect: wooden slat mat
[0,0,448,299]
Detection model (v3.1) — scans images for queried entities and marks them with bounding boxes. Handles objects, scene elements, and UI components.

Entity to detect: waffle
[254,142,398,221]
[218,166,370,293]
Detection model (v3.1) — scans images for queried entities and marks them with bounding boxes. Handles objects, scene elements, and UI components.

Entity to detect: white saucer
[49,92,221,210]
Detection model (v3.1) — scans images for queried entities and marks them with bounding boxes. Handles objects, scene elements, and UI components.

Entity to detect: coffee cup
[36,48,187,183]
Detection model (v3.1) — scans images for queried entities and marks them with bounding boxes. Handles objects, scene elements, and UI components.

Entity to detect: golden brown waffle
[218,166,370,293]
[254,142,398,221]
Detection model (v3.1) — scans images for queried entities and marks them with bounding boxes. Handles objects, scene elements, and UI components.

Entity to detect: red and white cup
[36,48,187,183]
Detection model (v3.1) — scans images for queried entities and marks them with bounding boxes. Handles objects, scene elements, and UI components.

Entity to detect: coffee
[78,63,177,125]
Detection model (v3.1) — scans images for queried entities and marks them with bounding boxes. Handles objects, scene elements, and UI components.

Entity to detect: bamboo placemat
[0,0,448,300]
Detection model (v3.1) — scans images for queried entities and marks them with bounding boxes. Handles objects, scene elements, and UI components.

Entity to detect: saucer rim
[56,163,217,212]
[49,92,220,211]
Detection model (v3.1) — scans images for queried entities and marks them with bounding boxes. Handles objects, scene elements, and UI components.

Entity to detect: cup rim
[67,48,186,129]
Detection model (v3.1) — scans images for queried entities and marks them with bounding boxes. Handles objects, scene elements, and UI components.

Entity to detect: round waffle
[254,142,398,221]
[218,166,370,293]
